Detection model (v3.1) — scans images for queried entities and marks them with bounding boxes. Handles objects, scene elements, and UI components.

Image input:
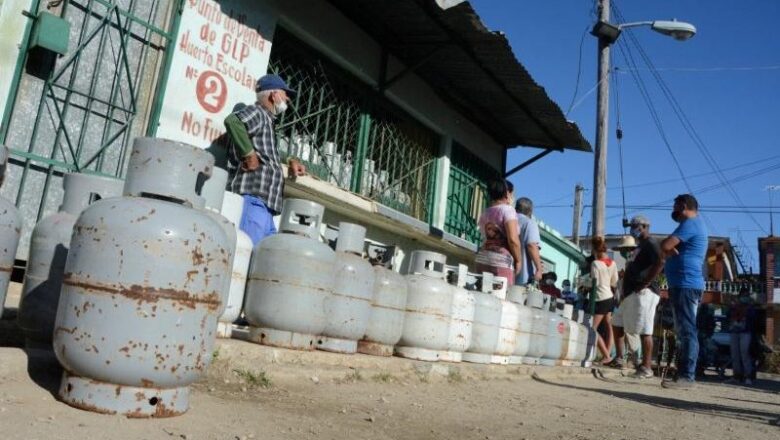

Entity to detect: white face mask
[273,97,288,115]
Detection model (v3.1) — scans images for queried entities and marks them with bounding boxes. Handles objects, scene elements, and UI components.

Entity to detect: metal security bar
[2,0,177,218]
[269,28,438,222]
[268,29,361,191]
[445,143,495,244]
[361,118,437,221]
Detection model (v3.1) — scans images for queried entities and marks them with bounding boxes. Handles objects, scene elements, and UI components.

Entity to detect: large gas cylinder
[523,288,547,365]
[559,304,580,367]
[0,145,21,319]
[199,168,240,339]
[245,199,334,350]
[216,191,253,338]
[463,276,519,365]
[396,251,453,362]
[358,253,408,357]
[318,222,374,353]
[53,138,234,417]
[541,298,567,366]
[17,173,123,348]
[506,285,533,364]
[440,264,476,363]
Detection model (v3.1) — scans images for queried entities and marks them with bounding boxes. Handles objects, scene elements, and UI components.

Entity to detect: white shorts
[612,288,660,336]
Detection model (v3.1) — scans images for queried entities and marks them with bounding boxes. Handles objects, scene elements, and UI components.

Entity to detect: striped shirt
[226,104,284,214]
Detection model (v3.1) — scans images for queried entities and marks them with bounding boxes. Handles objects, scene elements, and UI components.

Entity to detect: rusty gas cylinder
[53,138,234,418]
[17,173,123,348]
[0,145,21,319]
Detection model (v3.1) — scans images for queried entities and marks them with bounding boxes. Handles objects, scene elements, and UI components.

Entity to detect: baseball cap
[255,74,297,97]
[629,214,650,226]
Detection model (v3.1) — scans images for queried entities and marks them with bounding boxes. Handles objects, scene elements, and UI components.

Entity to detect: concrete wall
[538,221,585,287]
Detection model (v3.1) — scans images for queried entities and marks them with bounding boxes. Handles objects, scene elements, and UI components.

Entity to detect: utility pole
[591,0,610,238]
[767,185,780,236]
[572,184,585,246]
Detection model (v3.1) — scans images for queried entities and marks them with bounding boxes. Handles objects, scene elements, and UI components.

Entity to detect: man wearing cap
[611,215,663,378]
[224,74,306,245]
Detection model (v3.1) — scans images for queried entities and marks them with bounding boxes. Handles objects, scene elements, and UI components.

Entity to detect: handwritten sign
[156,0,276,147]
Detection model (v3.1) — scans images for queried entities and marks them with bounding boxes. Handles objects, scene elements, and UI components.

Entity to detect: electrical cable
[566,26,591,115]
[613,68,628,228]
[612,2,768,235]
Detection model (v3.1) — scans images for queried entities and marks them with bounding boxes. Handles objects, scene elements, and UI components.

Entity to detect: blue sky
[470,0,780,274]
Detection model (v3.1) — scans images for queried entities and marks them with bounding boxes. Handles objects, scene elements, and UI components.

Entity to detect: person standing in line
[611,215,664,378]
[474,179,522,285]
[540,272,562,299]
[514,197,544,285]
[561,279,578,304]
[725,288,757,386]
[224,74,307,245]
[660,194,708,389]
[590,236,618,364]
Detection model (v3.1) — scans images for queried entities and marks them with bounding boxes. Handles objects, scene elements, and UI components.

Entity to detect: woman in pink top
[475,180,522,285]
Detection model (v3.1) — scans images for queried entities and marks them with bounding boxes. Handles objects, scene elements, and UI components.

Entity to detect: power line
[616,64,780,73]
[565,26,591,116]
[612,2,768,235]
[606,160,780,220]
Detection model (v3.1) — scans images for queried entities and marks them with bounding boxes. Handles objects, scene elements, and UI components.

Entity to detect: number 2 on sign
[196,71,227,114]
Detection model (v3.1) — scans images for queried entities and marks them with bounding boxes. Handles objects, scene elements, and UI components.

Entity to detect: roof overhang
[327,0,592,153]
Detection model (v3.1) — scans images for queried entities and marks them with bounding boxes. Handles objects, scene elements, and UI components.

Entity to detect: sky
[469,0,780,274]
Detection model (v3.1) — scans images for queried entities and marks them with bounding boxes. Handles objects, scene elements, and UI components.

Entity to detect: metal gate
[0,0,180,259]
[269,28,439,222]
[445,142,494,245]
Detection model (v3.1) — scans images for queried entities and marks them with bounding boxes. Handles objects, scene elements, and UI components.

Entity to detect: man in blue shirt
[660,194,708,389]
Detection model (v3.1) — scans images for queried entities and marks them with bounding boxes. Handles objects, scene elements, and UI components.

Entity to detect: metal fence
[1,0,177,259]
[444,143,494,244]
[269,28,438,222]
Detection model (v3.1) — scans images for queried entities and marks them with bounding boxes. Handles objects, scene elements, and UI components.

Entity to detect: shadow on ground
[1,312,62,399]
[532,371,780,426]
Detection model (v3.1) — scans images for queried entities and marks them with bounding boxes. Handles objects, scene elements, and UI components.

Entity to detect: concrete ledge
[217,329,598,385]
[283,173,478,261]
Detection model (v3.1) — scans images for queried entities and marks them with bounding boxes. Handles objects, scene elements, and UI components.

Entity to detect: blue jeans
[670,287,702,381]
[730,332,753,379]
[239,195,277,246]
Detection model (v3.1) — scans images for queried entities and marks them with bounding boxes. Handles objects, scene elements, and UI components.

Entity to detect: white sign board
[155,0,276,148]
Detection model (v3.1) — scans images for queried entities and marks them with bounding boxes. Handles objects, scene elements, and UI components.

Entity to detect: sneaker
[604,358,626,369]
[662,379,695,390]
[632,366,654,379]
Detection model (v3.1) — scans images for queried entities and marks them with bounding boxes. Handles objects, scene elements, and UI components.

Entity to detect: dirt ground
[0,343,778,440]
[2,281,779,440]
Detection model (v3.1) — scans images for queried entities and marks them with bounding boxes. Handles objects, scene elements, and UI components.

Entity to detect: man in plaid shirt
[224,74,306,245]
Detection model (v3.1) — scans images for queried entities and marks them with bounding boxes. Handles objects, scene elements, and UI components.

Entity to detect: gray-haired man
[514,197,544,285]
[612,215,664,378]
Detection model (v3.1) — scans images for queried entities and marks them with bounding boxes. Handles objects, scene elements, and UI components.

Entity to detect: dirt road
[1,345,778,440]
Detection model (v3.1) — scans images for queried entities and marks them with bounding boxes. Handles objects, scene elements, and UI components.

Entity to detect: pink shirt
[478,204,517,252]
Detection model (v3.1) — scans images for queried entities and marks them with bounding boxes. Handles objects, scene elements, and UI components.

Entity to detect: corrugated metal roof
[327,0,592,152]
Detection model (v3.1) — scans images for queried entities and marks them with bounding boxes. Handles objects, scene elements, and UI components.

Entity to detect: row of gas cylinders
[0,137,598,419]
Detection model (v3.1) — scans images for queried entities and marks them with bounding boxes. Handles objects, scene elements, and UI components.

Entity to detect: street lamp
[590,0,696,238]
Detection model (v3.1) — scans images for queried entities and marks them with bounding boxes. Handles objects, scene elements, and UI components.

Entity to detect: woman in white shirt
[590,236,618,364]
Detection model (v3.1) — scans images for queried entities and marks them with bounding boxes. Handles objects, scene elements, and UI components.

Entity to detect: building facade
[0,0,589,274]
